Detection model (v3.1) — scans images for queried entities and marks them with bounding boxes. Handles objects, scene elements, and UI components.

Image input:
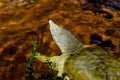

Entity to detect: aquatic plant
[26,43,38,80]
[26,43,64,80]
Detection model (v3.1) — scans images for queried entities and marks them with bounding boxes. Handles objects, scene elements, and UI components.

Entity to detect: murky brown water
[0,0,120,79]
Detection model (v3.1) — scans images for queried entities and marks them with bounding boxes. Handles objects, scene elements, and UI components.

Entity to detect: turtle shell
[64,45,120,80]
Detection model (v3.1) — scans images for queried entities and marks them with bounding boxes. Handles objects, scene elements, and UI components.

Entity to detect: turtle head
[49,20,83,54]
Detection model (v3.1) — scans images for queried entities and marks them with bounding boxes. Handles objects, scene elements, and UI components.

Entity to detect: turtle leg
[34,52,60,63]
[34,52,70,77]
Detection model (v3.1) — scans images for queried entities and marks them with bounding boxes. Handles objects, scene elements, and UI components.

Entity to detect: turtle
[35,20,120,80]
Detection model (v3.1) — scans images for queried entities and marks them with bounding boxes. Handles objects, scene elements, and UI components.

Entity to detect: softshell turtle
[35,20,120,80]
